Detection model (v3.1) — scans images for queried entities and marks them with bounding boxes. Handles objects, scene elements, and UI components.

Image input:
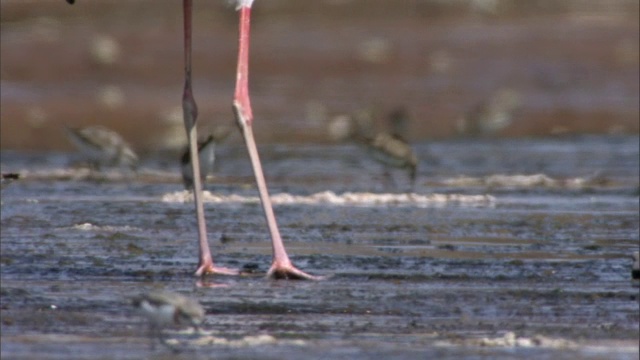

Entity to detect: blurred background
[1,0,638,154]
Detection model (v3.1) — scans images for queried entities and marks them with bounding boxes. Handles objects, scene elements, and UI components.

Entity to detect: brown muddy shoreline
[1,0,638,152]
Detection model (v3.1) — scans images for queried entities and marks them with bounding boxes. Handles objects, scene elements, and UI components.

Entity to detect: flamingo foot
[194,262,239,277]
[266,262,324,280]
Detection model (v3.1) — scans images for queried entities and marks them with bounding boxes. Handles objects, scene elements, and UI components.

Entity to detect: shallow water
[1,135,639,359]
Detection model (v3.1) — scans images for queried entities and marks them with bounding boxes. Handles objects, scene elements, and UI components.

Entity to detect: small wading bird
[65,125,139,171]
[181,135,216,190]
[1,173,21,190]
[66,0,320,280]
[456,88,521,137]
[329,107,418,186]
[132,290,204,351]
[180,126,233,190]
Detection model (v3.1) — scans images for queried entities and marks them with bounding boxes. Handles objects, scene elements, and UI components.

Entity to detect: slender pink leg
[183,0,237,277]
[233,4,321,280]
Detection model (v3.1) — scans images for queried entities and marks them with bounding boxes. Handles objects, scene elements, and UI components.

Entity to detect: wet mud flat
[1,136,639,359]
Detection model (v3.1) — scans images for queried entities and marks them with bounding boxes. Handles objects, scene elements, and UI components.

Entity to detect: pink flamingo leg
[183,0,237,276]
[233,3,321,280]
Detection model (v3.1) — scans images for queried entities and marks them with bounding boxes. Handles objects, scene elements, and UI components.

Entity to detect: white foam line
[70,223,141,232]
[162,190,495,208]
[443,173,595,189]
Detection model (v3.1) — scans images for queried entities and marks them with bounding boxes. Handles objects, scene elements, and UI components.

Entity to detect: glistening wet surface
[1,135,639,359]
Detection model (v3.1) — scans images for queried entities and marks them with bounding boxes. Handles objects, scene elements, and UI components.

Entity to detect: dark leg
[183,0,237,276]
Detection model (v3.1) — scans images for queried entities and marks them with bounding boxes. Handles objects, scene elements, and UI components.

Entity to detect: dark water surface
[1,135,639,359]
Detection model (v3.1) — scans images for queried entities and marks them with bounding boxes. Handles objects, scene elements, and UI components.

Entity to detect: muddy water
[1,135,639,359]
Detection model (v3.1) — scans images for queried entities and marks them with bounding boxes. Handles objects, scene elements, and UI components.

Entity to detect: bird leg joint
[182,90,198,132]
[232,101,251,134]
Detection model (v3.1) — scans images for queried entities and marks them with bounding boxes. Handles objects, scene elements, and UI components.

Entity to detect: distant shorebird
[1,173,21,190]
[457,88,521,137]
[65,125,138,170]
[180,126,233,190]
[181,135,216,190]
[132,290,205,351]
[330,107,418,185]
[633,251,640,280]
